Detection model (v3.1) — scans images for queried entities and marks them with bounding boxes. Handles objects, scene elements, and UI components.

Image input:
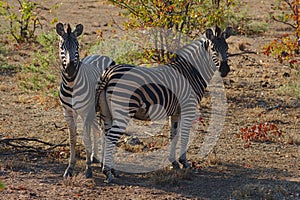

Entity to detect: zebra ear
[205,29,215,41]
[56,23,65,36]
[222,27,232,39]
[74,24,83,37]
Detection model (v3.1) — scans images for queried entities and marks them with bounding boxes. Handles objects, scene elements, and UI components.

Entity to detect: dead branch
[228,51,258,57]
[0,137,67,154]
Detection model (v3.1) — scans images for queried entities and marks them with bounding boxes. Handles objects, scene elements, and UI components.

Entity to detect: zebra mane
[174,36,215,70]
[67,24,72,35]
[168,37,216,103]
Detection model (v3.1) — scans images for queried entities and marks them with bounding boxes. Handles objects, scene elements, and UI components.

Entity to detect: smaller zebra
[56,23,115,178]
[96,25,231,183]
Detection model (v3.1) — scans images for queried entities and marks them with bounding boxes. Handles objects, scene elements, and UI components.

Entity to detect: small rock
[282,72,290,77]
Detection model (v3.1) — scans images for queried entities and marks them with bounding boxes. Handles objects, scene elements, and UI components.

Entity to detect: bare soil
[0,0,299,199]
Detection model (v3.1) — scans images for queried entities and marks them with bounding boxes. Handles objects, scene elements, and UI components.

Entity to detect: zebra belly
[133,108,150,120]
[131,102,179,121]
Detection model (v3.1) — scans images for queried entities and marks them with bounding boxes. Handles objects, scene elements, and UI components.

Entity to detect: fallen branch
[228,51,258,57]
[0,137,67,154]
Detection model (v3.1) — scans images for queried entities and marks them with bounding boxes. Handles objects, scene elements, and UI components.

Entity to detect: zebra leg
[100,134,120,177]
[103,134,115,183]
[103,119,127,183]
[91,120,100,164]
[99,131,105,171]
[169,115,181,169]
[179,152,191,169]
[95,109,105,170]
[98,93,121,182]
[178,113,194,169]
[63,109,77,178]
[82,118,94,178]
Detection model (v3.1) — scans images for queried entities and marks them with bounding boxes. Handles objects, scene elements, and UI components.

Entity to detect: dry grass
[231,183,297,200]
[61,173,96,188]
[150,167,194,186]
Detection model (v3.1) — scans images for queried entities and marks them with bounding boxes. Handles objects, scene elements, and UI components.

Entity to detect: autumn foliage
[238,122,283,148]
[264,0,300,67]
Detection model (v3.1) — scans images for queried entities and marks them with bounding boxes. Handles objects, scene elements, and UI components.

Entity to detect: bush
[107,0,237,63]
[0,0,60,43]
[18,30,59,96]
[89,37,146,65]
[264,0,300,67]
[0,0,41,43]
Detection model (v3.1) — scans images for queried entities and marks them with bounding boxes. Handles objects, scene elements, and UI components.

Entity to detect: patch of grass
[150,167,194,186]
[61,173,95,188]
[0,181,4,191]
[276,70,300,97]
[231,183,294,200]
[276,83,300,97]
[0,62,19,74]
[88,38,146,65]
[0,42,8,57]
[16,30,60,96]
[230,7,269,35]
[0,43,19,75]
[245,21,269,35]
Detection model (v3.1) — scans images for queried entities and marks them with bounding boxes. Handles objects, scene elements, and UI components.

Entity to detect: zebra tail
[95,75,109,112]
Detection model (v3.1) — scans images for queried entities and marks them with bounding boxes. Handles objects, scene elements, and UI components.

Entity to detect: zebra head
[205,25,231,77]
[56,23,83,78]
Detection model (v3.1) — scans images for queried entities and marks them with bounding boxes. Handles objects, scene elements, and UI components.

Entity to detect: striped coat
[56,23,115,178]
[96,26,231,183]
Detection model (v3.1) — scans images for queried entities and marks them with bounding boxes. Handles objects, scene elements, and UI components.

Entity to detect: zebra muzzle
[65,61,77,77]
[219,61,230,77]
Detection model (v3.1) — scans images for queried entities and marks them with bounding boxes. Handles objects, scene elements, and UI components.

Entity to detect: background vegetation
[0,0,298,96]
[264,0,300,68]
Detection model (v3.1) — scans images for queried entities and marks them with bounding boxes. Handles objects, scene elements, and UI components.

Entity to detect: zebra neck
[171,39,217,102]
[61,61,81,87]
[176,39,217,83]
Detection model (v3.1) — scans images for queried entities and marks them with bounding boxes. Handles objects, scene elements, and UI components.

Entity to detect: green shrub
[0,0,60,43]
[107,0,238,63]
[18,30,59,96]
[0,0,41,43]
[89,37,148,65]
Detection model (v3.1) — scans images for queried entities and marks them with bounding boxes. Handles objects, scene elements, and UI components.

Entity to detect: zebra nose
[65,60,77,77]
[219,61,230,77]
[69,60,75,67]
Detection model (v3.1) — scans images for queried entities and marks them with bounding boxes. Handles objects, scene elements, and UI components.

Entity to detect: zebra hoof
[92,157,100,164]
[85,168,93,178]
[183,162,192,169]
[171,161,181,170]
[112,168,120,178]
[63,167,73,178]
[180,161,192,169]
[103,170,113,183]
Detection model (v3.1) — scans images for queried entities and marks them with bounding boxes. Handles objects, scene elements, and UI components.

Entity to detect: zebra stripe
[96,26,231,183]
[56,23,115,178]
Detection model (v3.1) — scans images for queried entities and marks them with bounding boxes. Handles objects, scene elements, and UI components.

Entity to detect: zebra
[55,23,115,178]
[96,25,231,183]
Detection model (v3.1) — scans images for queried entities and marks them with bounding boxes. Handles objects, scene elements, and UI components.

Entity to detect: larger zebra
[96,26,231,183]
[56,23,115,178]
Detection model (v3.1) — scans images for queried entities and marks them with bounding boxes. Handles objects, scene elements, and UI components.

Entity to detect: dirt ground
[0,0,299,199]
